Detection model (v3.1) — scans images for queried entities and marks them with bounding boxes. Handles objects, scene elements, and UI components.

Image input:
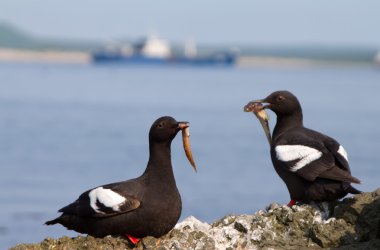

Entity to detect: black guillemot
[248,91,361,206]
[45,116,197,244]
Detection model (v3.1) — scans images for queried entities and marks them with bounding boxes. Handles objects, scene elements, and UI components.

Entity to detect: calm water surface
[0,63,379,248]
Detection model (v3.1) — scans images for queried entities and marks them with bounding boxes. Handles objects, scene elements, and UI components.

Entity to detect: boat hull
[92,53,235,66]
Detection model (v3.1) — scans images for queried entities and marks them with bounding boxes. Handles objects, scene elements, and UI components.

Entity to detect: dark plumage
[45,116,194,239]
[252,91,361,204]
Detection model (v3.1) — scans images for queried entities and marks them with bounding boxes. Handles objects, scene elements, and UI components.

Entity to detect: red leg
[287,199,296,207]
[126,234,140,245]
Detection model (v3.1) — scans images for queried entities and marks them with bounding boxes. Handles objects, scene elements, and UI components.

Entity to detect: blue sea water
[0,63,379,248]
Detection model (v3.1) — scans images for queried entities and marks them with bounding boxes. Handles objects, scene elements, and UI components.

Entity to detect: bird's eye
[157,122,164,128]
[276,95,285,102]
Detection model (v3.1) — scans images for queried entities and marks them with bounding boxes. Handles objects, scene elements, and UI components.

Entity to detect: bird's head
[149,116,197,172]
[149,116,182,143]
[252,90,302,116]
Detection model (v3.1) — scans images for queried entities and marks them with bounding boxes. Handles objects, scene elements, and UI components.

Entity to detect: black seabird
[45,116,197,244]
[247,91,361,206]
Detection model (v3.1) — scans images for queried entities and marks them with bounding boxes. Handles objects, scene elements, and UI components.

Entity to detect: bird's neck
[273,112,303,140]
[143,142,176,182]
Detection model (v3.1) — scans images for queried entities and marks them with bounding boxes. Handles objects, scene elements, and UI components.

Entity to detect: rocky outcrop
[11,188,380,250]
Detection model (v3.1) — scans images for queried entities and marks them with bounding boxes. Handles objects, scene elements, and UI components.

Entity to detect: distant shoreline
[0,48,90,64]
[0,48,375,67]
[237,56,316,68]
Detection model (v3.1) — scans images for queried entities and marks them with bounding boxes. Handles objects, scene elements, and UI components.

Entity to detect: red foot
[287,199,296,207]
[126,234,140,245]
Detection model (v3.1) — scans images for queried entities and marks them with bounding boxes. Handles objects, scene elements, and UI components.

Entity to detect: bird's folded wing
[323,137,350,172]
[59,186,141,218]
[317,167,361,184]
[275,143,332,181]
[275,142,360,183]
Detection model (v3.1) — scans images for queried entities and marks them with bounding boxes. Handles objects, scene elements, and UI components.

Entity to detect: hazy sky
[1,0,380,46]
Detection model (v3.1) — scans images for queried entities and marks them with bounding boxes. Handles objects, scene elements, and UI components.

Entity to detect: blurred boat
[92,36,236,66]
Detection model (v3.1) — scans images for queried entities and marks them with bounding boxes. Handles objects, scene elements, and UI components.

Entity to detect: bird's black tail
[45,218,60,225]
[346,185,362,194]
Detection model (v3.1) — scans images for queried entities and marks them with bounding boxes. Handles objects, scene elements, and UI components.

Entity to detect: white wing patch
[89,187,126,214]
[275,145,323,172]
[337,145,348,162]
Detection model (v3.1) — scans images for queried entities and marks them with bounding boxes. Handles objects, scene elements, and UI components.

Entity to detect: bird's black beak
[243,99,270,112]
[177,122,197,173]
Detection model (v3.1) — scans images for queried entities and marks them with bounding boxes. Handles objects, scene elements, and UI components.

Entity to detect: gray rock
[11,188,380,250]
